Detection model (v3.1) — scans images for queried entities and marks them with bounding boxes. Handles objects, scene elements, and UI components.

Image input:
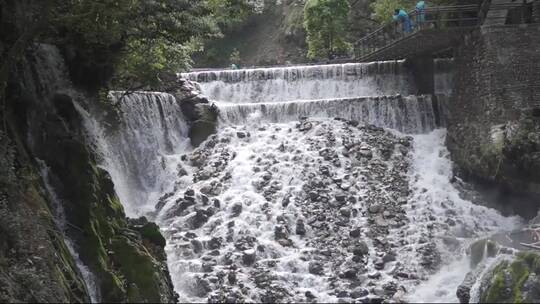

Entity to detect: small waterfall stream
[37,160,100,303]
[87,61,522,303]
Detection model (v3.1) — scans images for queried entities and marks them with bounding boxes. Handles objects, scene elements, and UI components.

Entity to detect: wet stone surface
[155,118,441,303]
[155,118,521,303]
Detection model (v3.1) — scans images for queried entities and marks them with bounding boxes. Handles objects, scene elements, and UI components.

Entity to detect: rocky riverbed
[150,117,521,303]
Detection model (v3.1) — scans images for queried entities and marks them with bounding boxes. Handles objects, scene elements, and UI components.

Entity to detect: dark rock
[351,288,369,299]
[308,262,324,275]
[299,121,313,132]
[352,242,369,256]
[374,259,385,270]
[368,204,383,214]
[335,194,346,202]
[456,283,471,304]
[339,269,357,279]
[231,202,243,217]
[189,118,217,148]
[296,220,306,236]
[242,249,256,266]
[305,291,316,299]
[191,240,203,254]
[228,272,237,284]
[207,237,222,250]
[189,209,209,229]
[194,277,212,297]
[382,253,396,263]
[274,225,289,240]
[350,228,361,238]
[237,132,247,138]
[339,208,351,218]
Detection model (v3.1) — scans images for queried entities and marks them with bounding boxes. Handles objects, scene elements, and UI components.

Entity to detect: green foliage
[370,0,458,23]
[371,0,414,23]
[229,48,241,65]
[53,0,221,87]
[304,0,351,60]
[207,0,255,30]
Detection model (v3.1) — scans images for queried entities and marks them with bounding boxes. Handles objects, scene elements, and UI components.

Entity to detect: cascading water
[89,61,523,303]
[37,160,100,303]
[217,95,437,133]
[30,44,101,303]
[182,61,416,103]
[85,92,191,217]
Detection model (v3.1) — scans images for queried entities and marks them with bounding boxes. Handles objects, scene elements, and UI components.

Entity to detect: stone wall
[447,23,540,197]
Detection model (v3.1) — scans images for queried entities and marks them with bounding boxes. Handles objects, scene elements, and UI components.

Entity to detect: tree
[304,0,351,60]
[371,0,412,23]
[229,48,241,65]
[53,0,222,87]
[370,0,458,23]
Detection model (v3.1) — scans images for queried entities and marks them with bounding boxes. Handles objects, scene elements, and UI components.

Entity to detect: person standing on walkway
[393,8,413,33]
[416,1,426,28]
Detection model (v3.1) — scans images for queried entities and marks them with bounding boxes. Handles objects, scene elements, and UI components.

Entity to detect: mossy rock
[139,222,166,248]
[481,251,540,303]
[110,235,163,303]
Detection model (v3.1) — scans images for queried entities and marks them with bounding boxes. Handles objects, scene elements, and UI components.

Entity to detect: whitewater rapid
[83,61,523,303]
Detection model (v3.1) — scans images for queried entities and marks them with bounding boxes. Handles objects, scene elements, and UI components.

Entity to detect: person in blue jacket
[416,1,426,28]
[393,9,413,33]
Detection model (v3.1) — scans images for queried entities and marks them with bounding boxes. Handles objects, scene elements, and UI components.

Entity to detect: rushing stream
[87,61,523,302]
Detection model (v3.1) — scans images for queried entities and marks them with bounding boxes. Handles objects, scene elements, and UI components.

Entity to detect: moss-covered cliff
[480,252,540,303]
[0,1,178,302]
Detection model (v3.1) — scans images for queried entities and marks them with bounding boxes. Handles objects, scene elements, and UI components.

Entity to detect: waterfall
[182,61,416,102]
[83,61,523,303]
[217,95,438,133]
[404,130,521,302]
[27,44,99,303]
[82,92,191,217]
[37,160,100,303]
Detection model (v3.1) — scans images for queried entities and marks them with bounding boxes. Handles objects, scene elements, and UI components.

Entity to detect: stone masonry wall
[447,24,540,196]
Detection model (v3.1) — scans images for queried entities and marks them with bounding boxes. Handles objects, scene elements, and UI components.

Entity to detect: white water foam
[79,62,523,303]
[404,130,522,302]
[183,61,416,103]
[217,95,438,133]
[78,92,191,217]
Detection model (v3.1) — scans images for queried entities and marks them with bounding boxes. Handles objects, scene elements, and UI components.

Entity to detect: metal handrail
[354,2,535,61]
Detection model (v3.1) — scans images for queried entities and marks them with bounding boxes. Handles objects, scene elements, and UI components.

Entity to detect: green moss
[140,222,166,248]
[110,235,162,303]
[518,252,540,274]
[483,261,510,303]
[482,252,540,303]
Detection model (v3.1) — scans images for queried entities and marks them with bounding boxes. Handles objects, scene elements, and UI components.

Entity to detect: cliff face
[0,2,177,303]
[447,24,540,200]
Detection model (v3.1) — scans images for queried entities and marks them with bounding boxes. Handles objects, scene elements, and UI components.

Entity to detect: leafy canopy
[303,0,351,60]
[53,0,222,87]
[370,0,458,23]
